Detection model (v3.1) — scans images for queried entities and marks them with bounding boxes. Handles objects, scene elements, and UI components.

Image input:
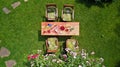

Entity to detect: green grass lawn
[0,0,120,67]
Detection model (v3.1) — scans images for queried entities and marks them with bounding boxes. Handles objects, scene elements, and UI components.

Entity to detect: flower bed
[26,49,105,67]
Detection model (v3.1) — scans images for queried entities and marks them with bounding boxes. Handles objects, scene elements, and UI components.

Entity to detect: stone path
[0,47,17,67]
[2,0,29,14]
[5,60,16,67]
[1,0,27,66]
[11,1,21,9]
[0,47,10,58]
[2,7,11,14]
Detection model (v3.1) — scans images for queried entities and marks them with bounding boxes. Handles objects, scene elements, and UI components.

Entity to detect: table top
[41,22,80,36]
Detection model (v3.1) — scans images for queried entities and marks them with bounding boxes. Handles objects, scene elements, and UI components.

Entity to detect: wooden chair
[46,3,58,21]
[66,39,79,52]
[46,37,59,53]
[62,4,74,22]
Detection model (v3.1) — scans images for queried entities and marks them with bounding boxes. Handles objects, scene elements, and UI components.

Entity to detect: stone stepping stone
[11,1,21,9]
[0,47,10,58]
[5,60,16,67]
[2,7,11,14]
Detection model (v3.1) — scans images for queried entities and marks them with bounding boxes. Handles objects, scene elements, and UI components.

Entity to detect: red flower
[65,29,69,32]
[27,55,32,60]
[27,54,39,61]
[43,31,46,33]
[32,54,39,59]
[60,26,65,31]
[47,30,51,33]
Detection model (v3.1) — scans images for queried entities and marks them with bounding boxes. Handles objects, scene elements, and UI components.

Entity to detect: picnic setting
[41,22,79,36]
[0,0,120,67]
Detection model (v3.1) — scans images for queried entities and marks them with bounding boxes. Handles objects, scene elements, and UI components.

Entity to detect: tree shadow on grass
[75,0,113,8]
[115,61,120,67]
[117,6,120,17]
[114,23,120,37]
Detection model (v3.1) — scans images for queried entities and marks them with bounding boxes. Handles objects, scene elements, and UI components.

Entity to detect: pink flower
[27,54,39,60]
[65,48,71,53]
[31,54,39,59]
[62,54,67,61]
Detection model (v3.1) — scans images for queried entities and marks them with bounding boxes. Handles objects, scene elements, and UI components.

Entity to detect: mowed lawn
[0,0,120,67]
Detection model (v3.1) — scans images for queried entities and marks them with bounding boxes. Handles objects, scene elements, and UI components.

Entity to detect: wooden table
[41,22,80,36]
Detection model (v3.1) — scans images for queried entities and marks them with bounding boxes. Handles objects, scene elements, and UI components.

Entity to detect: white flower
[73,56,76,58]
[59,59,63,62]
[65,48,71,53]
[102,65,105,67]
[78,65,82,67]
[75,46,79,49]
[81,49,87,56]
[91,51,95,55]
[30,61,34,67]
[81,49,86,53]
[52,59,57,62]
[81,52,86,56]
[24,0,28,2]
[37,50,42,54]
[69,51,77,58]
[99,57,104,63]
[86,61,91,66]
[45,54,48,57]
[57,59,63,63]
[70,51,74,55]
[57,61,59,63]
[44,57,48,60]
[49,54,56,57]
[82,56,86,59]
[73,52,77,58]
[80,49,89,59]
